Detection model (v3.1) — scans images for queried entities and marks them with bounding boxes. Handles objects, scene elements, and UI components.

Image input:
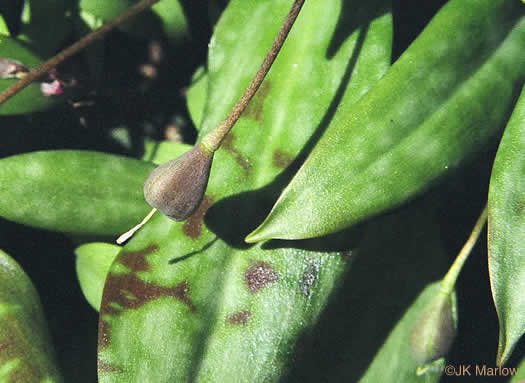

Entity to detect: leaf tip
[244,221,280,243]
[244,227,267,243]
[245,206,297,243]
[495,328,515,366]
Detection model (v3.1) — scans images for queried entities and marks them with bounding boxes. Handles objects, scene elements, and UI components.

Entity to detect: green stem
[200,0,306,153]
[441,203,488,295]
[0,0,160,106]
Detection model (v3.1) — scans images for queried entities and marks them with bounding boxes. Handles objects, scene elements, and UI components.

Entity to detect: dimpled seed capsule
[143,144,213,220]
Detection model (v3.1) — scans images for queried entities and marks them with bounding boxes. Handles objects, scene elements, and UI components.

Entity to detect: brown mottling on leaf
[101,274,197,314]
[7,362,42,383]
[244,261,279,293]
[183,195,214,239]
[272,150,294,169]
[300,263,319,297]
[0,321,24,361]
[98,359,124,374]
[222,133,251,173]
[227,310,252,325]
[173,281,197,312]
[0,341,13,354]
[243,81,271,122]
[98,273,197,348]
[119,244,159,272]
[98,318,111,349]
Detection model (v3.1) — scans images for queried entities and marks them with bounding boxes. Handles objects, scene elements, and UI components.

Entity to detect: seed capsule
[143,144,213,220]
[410,292,457,364]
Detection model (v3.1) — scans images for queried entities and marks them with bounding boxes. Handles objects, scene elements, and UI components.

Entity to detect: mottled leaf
[0,249,63,382]
[98,0,393,381]
[488,86,525,366]
[76,242,121,311]
[0,150,154,235]
[0,35,62,115]
[247,0,525,241]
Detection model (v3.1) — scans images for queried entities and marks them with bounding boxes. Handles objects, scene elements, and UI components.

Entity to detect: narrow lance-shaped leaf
[0,35,62,115]
[98,0,393,381]
[488,86,525,366]
[0,150,154,235]
[0,249,63,382]
[247,0,525,241]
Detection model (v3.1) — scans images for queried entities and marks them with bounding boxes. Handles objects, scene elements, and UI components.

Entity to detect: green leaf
[0,150,154,235]
[359,284,453,383]
[0,35,62,115]
[0,249,63,382]
[488,86,525,366]
[98,0,393,381]
[247,0,525,241]
[510,356,525,381]
[79,0,189,43]
[76,242,121,311]
[284,202,450,382]
[0,17,9,35]
[142,139,192,165]
[186,66,208,129]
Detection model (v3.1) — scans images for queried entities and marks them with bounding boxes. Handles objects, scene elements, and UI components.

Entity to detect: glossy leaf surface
[0,249,62,382]
[0,150,154,235]
[0,35,61,115]
[98,0,393,381]
[76,243,121,311]
[247,0,525,241]
[488,87,525,366]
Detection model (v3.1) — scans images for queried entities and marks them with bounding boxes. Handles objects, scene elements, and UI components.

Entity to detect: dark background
[0,0,523,381]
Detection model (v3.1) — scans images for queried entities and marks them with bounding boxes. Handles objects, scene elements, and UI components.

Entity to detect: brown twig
[201,0,306,152]
[0,0,160,106]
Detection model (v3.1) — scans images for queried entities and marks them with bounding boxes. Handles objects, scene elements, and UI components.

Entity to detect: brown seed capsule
[410,292,457,364]
[143,144,213,220]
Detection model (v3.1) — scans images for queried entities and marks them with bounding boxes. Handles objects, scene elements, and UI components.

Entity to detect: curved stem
[441,203,488,295]
[200,0,306,153]
[0,0,160,106]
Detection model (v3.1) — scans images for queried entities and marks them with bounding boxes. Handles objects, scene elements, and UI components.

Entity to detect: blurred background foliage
[0,0,523,381]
